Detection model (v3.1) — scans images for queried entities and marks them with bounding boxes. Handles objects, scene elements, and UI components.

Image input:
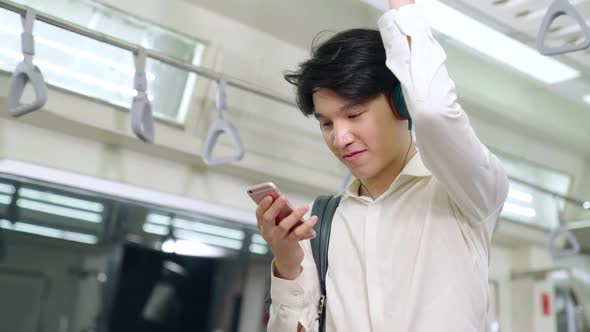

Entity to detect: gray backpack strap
[310,195,341,332]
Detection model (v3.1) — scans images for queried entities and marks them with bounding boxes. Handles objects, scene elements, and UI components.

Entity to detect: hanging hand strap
[537,0,590,55]
[546,198,580,257]
[7,8,48,117]
[130,47,155,143]
[546,223,580,257]
[202,78,245,166]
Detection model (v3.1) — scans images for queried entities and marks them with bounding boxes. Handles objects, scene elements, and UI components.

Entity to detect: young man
[255,0,509,331]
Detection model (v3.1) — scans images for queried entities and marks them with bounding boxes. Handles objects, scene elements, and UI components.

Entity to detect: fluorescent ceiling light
[17,198,102,223]
[572,269,590,285]
[147,214,172,226]
[251,233,267,245]
[502,202,536,218]
[174,229,243,250]
[249,243,269,255]
[174,218,245,240]
[19,188,104,212]
[146,213,246,240]
[0,194,11,205]
[360,0,580,84]
[549,270,570,281]
[63,232,99,244]
[143,223,169,236]
[162,239,227,257]
[550,269,590,286]
[0,183,15,195]
[508,188,533,203]
[583,94,590,105]
[0,160,256,226]
[0,219,98,244]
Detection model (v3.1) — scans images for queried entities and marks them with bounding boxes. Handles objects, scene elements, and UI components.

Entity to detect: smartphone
[247,182,303,226]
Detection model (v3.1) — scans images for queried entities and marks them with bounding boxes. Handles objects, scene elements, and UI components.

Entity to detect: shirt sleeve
[267,238,321,331]
[378,4,509,223]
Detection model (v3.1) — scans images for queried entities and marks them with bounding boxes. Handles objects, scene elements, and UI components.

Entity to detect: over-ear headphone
[388,84,412,131]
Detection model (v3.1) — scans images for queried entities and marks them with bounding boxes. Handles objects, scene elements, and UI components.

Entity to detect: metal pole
[0,0,298,108]
[508,176,589,209]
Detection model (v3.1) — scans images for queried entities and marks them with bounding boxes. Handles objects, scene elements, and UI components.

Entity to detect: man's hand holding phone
[249,183,318,280]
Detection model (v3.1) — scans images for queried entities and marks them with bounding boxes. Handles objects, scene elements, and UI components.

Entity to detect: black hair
[284,29,400,117]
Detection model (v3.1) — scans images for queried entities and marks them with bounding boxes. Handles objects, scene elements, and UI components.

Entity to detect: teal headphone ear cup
[391,84,412,131]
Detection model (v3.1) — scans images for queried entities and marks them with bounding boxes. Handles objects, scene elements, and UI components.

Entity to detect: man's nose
[333,125,354,148]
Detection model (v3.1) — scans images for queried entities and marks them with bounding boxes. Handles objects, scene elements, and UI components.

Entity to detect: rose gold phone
[247,182,303,226]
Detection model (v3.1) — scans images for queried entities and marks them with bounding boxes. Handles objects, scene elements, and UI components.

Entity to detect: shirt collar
[342,151,431,201]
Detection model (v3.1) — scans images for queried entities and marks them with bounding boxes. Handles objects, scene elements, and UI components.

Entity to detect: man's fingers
[256,196,273,229]
[298,228,317,241]
[277,205,309,234]
[286,216,318,241]
[262,196,287,229]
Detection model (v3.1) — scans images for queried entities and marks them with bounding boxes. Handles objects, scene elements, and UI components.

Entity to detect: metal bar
[510,267,564,281]
[0,0,298,108]
[508,176,588,208]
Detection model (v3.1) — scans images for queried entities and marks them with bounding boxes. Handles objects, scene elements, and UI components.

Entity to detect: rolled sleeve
[270,261,308,307]
[268,239,321,331]
[378,4,509,223]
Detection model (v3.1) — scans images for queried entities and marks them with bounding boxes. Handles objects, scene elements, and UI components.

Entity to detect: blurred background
[1,0,590,331]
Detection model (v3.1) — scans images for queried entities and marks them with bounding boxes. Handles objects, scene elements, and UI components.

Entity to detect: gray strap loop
[546,224,580,257]
[133,47,148,92]
[130,47,154,143]
[23,7,35,35]
[7,7,47,117]
[131,97,154,143]
[216,78,227,117]
[202,78,245,166]
[546,200,580,258]
[537,0,590,55]
[22,7,35,60]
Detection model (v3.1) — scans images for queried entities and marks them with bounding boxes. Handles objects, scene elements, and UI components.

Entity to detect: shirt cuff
[270,260,308,308]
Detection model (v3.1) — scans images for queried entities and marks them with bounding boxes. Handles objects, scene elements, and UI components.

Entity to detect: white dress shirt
[268,4,509,332]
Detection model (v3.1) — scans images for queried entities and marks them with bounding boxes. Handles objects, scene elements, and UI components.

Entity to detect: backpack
[264,195,342,332]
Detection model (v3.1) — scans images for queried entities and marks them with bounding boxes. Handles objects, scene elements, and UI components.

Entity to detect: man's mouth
[344,150,366,161]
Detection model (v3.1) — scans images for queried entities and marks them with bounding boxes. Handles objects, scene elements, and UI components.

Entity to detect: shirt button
[292,290,301,296]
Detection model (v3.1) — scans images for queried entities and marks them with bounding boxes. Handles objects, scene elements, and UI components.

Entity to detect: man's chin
[347,169,373,183]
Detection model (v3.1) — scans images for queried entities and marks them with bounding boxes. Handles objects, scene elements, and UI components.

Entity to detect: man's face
[313,89,410,183]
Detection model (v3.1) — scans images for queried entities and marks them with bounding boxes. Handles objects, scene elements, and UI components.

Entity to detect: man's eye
[321,122,333,129]
[349,112,364,119]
